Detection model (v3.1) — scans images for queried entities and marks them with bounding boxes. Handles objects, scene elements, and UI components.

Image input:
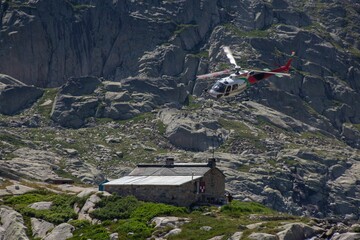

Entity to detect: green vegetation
[156,120,167,135]
[174,24,198,35]
[69,220,109,240]
[224,23,269,38]
[0,132,26,148]
[89,195,186,239]
[35,88,58,120]
[221,201,275,217]
[1,190,307,239]
[3,189,80,224]
[190,51,209,59]
[90,195,141,220]
[218,119,253,138]
[218,118,266,152]
[67,1,95,11]
[6,0,36,9]
[184,95,202,110]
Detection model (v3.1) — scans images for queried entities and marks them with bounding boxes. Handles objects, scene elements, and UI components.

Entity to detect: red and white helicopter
[197,47,294,99]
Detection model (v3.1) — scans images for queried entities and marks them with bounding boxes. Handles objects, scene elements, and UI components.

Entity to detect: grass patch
[115,219,153,239]
[35,88,58,119]
[224,23,269,38]
[190,51,209,59]
[90,195,142,220]
[131,202,187,222]
[156,120,167,135]
[174,24,198,35]
[3,189,80,224]
[184,95,201,110]
[221,201,275,218]
[0,132,27,147]
[68,220,110,240]
[90,195,186,239]
[218,119,253,138]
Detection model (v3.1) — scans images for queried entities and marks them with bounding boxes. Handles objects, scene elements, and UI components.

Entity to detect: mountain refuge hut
[103,158,225,207]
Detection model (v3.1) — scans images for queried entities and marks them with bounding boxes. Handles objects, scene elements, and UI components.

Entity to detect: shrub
[115,219,152,239]
[4,190,78,224]
[131,202,187,222]
[221,201,274,217]
[90,195,141,220]
[68,220,109,240]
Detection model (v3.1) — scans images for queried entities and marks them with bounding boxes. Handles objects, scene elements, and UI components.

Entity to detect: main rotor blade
[196,69,231,80]
[223,46,239,68]
[246,70,291,76]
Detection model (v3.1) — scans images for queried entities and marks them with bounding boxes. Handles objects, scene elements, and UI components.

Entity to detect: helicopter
[197,47,294,99]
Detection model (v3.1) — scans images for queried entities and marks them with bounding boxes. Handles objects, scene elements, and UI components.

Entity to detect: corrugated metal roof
[129,166,210,176]
[104,175,202,186]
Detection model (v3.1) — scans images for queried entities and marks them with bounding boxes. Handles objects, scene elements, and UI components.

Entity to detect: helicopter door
[224,86,231,96]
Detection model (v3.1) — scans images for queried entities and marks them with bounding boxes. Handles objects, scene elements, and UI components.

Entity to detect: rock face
[0,0,219,87]
[43,223,74,240]
[159,108,228,151]
[30,218,54,239]
[276,223,323,240]
[0,206,29,240]
[0,75,44,115]
[0,0,360,227]
[78,193,102,221]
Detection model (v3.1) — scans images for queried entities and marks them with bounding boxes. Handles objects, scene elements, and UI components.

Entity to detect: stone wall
[104,168,225,206]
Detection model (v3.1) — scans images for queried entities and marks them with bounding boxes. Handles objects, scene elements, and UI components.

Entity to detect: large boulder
[159,108,228,151]
[59,76,101,96]
[0,206,29,240]
[0,85,44,115]
[31,218,54,239]
[78,193,102,221]
[43,223,74,240]
[276,223,323,240]
[0,73,26,86]
[51,76,101,128]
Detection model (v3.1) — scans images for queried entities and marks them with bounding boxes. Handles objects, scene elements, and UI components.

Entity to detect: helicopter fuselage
[208,72,249,98]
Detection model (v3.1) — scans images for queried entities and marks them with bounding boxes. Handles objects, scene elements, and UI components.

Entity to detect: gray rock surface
[28,201,53,210]
[276,223,323,240]
[248,233,277,240]
[159,108,228,151]
[331,233,360,240]
[151,216,190,229]
[30,218,54,239]
[0,206,29,240]
[0,84,44,115]
[43,223,74,240]
[78,193,101,221]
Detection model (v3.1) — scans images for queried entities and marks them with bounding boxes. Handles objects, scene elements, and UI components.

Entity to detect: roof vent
[165,157,175,167]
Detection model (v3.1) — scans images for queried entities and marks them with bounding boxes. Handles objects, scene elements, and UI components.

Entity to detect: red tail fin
[284,51,295,70]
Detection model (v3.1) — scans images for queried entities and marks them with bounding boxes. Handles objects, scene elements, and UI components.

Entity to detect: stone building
[103,158,225,206]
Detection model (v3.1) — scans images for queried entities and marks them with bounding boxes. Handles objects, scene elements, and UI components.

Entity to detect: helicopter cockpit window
[232,84,238,91]
[212,82,226,93]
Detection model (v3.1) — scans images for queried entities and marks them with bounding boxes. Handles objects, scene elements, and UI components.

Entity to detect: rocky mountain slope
[1,0,360,238]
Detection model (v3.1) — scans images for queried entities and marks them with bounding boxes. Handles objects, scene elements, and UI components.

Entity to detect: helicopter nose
[208,89,216,97]
[209,89,222,98]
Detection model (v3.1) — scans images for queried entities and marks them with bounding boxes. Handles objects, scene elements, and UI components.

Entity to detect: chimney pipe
[165,157,174,167]
[208,158,216,168]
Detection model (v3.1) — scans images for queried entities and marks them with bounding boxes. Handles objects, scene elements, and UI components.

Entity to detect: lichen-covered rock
[0,206,29,240]
[43,223,75,240]
[28,202,53,210]
[30,218,54,239]
[159,108,228,151]
[248,232,277,240]
[276,223,323,240]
